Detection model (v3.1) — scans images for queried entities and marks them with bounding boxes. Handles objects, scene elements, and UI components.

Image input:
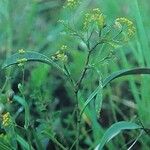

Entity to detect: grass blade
[102,68,150,88]
[80,82,102,117]
[80,68,150,117]
[14,95,30,129]
[94,121,141,150]
[2,51,66,75]
[16,134,34,150]
[0,141,12,150]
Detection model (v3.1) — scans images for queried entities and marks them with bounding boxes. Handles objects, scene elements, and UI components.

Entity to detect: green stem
[75,93,80,150]
[75,50,91,92]
[26,129,32,150]
[1,76,10,92]
[74,51,92,150]
[64,64,75,88]
[5,0,13,90]
[74,34,103,149]
[52,138,67,150]
[32,128,44,150]
[44,132,67,150]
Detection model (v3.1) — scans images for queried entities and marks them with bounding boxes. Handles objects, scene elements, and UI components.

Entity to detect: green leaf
[80,82,102,118]
[95,80,103,118]
[30,64,49,88]
[80,68,150,117]
[0,141,12,150]
[95,121,141,150]
[32,129,44,150]
[78,92,92,121]
[16,134,34,150]
[102,68,150,88]
[14,95,30,129]
[2,51,66,75]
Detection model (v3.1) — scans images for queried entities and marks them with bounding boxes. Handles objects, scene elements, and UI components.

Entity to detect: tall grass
[0,0,150,149]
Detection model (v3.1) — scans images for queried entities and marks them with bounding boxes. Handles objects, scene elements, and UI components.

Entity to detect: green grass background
[0,0,150,149]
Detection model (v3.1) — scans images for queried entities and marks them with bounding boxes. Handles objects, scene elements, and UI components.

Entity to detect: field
[0,0,150,149]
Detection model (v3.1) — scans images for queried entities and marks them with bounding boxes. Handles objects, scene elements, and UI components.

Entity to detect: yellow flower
[18,49,25,54]
[115,17,136,40]
[60,45,68,52]
[52,52,68,63]
[66,0,79,8]
[83,8,105,30]
[17,58,27,67]
[2,112,11,127]
[114,21,122,30]
[52,45,68,63]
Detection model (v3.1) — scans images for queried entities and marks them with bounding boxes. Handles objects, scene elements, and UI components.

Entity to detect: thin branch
[62,22,85,43]
[127,130,143,150]
[86,29,94,49]
[1,76,10,92]
[44,132,67,150]
[64,64,75,88]
[90,41,103,52]
[75,50,91,93]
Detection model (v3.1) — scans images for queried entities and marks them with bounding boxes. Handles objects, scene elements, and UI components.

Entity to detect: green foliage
[2,50,65,74]
[0,0,150,150]
[95,121,141,150]
[16,134,33,150]
[14,95,30,129]
[103,68,150,88]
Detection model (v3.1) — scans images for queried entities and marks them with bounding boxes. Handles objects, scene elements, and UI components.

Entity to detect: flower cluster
[18,49,25,54]
[2,112,11,127]
[17,58,27,67]
[66,0,79,8]
[17,49,27,67]
[60,45,67,51]
[83,8,105,30]
[52,45,68,63]
[115,17,136,40]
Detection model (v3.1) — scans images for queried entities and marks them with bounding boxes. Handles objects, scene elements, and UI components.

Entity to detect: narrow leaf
[16,134,34,150]
[78,92,92,124]
[0,141,12,150]
[95,78,103,118]
[2,51,66,75]
[32,129,44,150]
[81,68,150,116]
[14,95,30,129]
[102,68,150,88]
[95,121,141,150]
[80,82,102,117]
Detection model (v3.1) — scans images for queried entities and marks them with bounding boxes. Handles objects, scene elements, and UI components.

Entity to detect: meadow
[0,0,150,149]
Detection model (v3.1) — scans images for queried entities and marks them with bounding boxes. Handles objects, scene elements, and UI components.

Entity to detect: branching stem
[74,36,103,149]
[75,50,91,93]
